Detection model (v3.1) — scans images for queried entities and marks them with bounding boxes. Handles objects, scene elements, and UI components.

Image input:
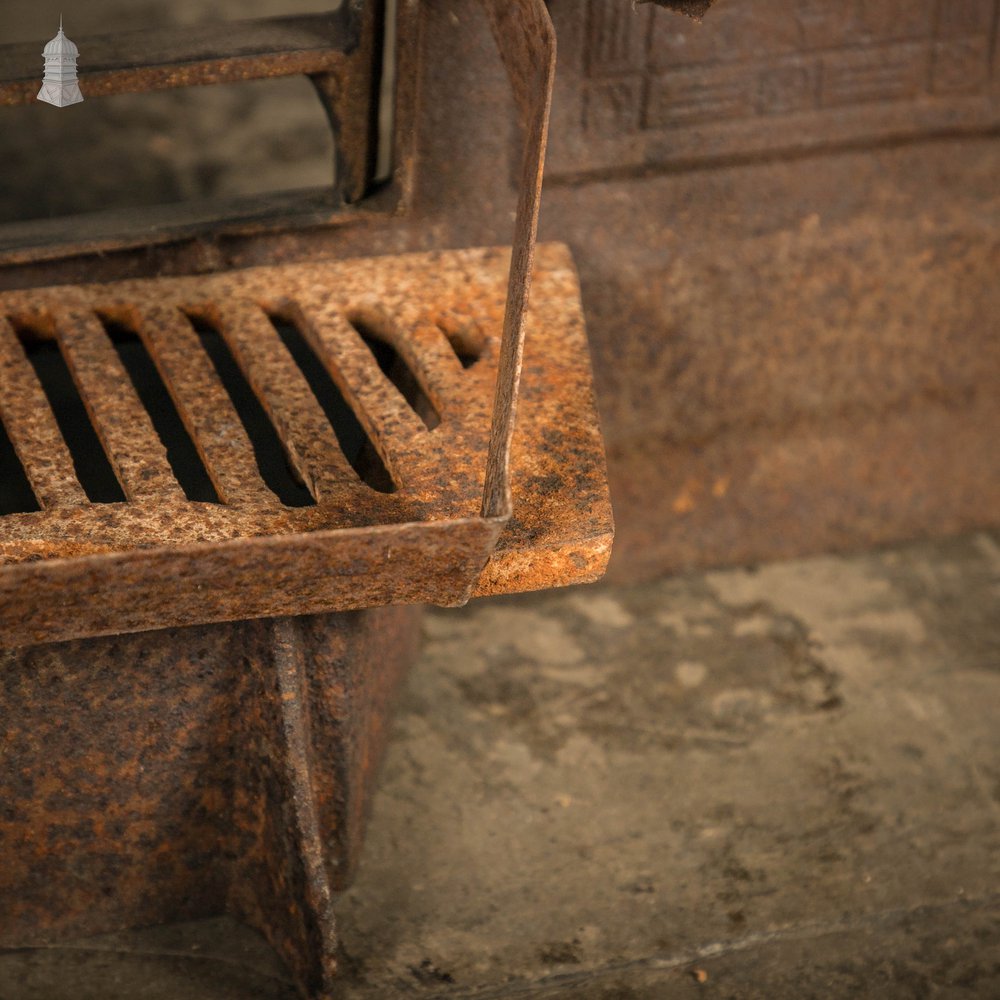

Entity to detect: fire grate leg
[0,605,422,998]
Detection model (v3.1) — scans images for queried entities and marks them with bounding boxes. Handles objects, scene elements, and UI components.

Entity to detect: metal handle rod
[478,0,557,521]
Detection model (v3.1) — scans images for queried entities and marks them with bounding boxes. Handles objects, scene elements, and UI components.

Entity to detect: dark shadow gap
[100,317,220,504]
[0,412,39,515]
[14,322,125,504]
[185,314,315,509]
[269,314,397,494]
[375,0,398,185]
[438,321,483,369]
[349,316,440,430]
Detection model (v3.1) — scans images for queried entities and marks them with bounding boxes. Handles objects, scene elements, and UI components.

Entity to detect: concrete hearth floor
[1,532,998,999]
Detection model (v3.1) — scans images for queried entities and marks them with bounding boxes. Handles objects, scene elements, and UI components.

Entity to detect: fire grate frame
[0,0,613,647]
[0,242,612,647]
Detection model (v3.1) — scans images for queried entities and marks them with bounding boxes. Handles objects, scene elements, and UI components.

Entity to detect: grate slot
[371,301,473,404]
[128,304,276,506]
[270,313,396,495]
[201,301,359,504]
[0,316,88,508]
[185,312,316,509]
[11,319,125,505]
[290,304,436,485]
[350,314,441,430]
[51,309,187,503]
[0,411,38,515]
[96,317,220,505]
[437,320,484,370]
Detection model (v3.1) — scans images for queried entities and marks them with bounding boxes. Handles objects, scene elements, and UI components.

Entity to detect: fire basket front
[0,243,610,646]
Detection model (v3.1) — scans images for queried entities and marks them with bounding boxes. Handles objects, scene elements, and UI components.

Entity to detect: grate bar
[366,300,475,410]
[294,304,431,485]
[202,299,361,505]
[128,304,277,507]
[0,315,87,508]
[53,308,185,503]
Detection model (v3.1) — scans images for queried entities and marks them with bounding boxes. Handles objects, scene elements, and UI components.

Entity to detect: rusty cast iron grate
[0,0,613,652]
[0,242,612,648]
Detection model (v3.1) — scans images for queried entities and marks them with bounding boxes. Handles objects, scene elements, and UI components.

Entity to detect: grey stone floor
[1,531,997,999]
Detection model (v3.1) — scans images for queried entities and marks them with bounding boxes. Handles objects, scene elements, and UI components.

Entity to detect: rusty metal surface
[0,6,612,994]
[418,0,1000,581]
[313,0,385,204]
[0,243,612,647]
[4,0,997,995]
[0,0,612,651]
[473,252,613,599]
[547,2,1000,182]
[1,0,994,581]
[0,4,605,998]
[479,0,556,520]
[0,604,422,999]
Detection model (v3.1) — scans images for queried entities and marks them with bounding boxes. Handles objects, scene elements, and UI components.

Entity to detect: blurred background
[0,1,340,222]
